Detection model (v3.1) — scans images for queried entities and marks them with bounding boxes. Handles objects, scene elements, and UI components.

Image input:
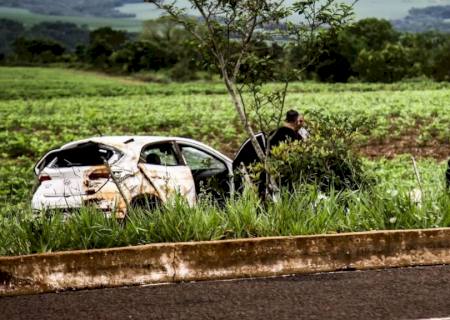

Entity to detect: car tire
[130,195,161,213]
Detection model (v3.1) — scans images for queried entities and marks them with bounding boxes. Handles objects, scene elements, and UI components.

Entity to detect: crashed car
[32,136,234,218]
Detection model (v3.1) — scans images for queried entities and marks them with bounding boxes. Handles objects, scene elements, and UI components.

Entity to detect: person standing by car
[233,109,308,193]
[269,109,307,149]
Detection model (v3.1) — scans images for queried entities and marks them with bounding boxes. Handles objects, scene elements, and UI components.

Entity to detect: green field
[0,6,143,32]
[0,66,449,255]
[1,66,449,156]
[1,66,449,204]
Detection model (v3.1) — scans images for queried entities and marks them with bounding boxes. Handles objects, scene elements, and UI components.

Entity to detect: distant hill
[392,5,450,32]
[0,0,138,18]
[2,0,450,33]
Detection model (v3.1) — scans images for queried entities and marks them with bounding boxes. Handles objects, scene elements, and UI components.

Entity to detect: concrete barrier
[1,228,450,296]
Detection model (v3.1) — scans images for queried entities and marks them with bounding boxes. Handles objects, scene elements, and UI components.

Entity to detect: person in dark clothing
[269,109,305,149]
[233,110,307,194]
[446,159,450,189]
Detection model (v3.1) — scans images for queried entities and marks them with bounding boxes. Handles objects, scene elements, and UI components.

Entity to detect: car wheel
[130,195,161,213]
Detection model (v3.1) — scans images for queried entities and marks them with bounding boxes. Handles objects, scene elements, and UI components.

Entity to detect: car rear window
[38,142,120,171]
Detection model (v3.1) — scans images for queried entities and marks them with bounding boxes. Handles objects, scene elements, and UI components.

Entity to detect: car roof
[60,136,232,163]
[62,136,169,149]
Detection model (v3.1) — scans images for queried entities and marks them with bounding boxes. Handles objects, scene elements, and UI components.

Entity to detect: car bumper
[31,194,117,213]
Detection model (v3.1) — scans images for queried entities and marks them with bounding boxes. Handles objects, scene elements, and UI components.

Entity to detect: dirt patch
[360,134,450,161]
[219,142,240,159]
[359,119,450,161]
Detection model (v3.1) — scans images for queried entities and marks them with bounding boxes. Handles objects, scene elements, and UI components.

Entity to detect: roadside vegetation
[1,157,448,256]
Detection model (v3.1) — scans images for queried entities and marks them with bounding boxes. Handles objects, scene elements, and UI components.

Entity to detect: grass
[2,67,450,101]
[1,161,449,256]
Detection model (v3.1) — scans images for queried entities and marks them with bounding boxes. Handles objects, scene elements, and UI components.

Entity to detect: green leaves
[265,110,375,191]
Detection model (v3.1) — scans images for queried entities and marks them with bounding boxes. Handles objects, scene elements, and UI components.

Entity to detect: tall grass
[1,157,448,256]
[1,180,449,256]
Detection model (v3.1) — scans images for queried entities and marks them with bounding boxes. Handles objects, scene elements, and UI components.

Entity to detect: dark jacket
[446,159,450,189]
[269,126,302,149]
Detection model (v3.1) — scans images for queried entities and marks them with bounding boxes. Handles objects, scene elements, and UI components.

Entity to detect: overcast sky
[118,0,450,21]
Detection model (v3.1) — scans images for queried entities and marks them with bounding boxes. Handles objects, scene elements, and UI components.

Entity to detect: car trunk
[36,142,119,197]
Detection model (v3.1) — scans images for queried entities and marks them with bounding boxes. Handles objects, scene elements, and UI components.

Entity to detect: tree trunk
[221,71,266,162]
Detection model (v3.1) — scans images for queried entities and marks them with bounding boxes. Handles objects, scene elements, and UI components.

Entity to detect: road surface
[1,265,449,319]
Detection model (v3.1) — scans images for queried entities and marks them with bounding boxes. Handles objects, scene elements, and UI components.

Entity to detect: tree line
[1,17,450,82]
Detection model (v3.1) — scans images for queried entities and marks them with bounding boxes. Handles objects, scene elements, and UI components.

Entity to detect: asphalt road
[1,265,450,320]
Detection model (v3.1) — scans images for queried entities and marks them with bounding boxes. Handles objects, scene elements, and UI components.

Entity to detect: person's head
[285,109,304,131]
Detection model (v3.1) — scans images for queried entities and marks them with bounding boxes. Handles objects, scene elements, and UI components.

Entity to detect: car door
[138,142,196,205]
[232,132,266,171]
[177,143,231,198]
[232,133,266,192]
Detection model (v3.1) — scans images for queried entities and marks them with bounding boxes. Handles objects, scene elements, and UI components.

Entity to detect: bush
[431,42,450,81]
[354,44,421,83]
[264,111,375,191]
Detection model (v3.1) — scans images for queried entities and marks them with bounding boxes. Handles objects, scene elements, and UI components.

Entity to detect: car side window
[180,146,226,171]
[141,143,179,166]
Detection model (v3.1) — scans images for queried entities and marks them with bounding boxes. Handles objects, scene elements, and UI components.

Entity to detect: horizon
[117,0,450,21]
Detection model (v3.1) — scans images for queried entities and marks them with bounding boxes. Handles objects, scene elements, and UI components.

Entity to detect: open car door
[232,132,266,171]
[232,132,266,192]
[177,143,231,200]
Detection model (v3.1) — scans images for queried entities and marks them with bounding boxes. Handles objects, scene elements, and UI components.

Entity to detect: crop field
[0,66,449,254]
[1,66,449,203]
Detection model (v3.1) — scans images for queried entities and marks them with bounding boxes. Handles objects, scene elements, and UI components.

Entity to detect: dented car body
[32,136,233,218]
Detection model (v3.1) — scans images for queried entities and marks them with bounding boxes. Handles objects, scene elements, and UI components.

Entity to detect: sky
[117,0,450,21]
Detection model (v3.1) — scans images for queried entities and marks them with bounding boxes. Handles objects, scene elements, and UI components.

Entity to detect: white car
[32,136,234,218]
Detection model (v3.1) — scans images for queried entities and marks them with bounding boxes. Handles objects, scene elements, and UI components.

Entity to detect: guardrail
[1,228,450,296]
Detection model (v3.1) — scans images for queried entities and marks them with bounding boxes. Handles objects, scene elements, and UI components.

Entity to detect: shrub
[264,111,375,191]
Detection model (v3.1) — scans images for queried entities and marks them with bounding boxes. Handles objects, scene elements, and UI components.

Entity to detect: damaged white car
[32,136,233,218]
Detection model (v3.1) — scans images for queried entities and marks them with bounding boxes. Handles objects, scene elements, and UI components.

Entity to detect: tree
[400,31,450,78]
[431,40,450,81]
[86,27,129,67]
[13,38,66,63]
[29,22,90,51]
[303,18,398,82]
[0,19,25,56]
[110,40,175,72]
[145,0,355,192]
[140,17,199,76]
[345,18,398,52]
[354,44,420,83]
[89,27,128,51]
[308,31,353,82]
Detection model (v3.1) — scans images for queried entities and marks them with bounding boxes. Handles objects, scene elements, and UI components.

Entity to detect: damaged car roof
[59,136,232,161]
